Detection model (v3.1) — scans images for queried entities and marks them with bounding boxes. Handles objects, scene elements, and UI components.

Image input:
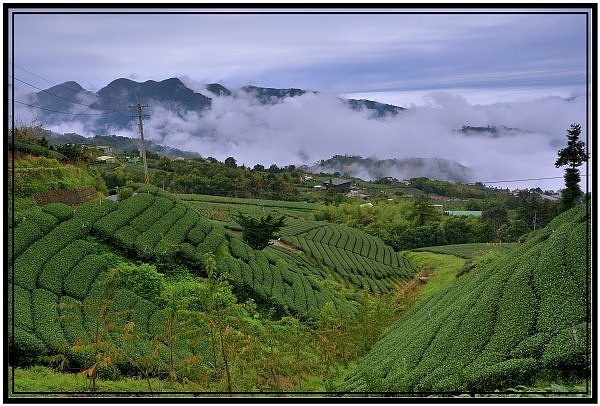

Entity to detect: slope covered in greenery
[179,193,418,293]
[8,184,422,388]
[340,204,590,393]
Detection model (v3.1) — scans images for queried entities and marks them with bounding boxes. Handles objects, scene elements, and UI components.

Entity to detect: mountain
[241,85,309,104]
[307,155,474,184]
[45,132,201,159]
[95,77,212,112]
[206,83,232,97]
[456,125,523,138]
[344,98,405,118]
[32,81,95,116]
[25,78,406,135]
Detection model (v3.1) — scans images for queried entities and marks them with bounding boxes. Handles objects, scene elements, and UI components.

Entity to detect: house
[539,193,561,201]
[95,155,116,163]
[432,204,444,212]
[444,210,482,218]
[348,190,370,199]
[322,178,353,193]
[96,145,114,155]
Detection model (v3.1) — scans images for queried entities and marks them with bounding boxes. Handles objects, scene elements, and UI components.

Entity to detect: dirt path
[270,238,303,254]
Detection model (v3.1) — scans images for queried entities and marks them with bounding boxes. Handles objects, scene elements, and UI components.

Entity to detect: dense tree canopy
[234,212,286,250]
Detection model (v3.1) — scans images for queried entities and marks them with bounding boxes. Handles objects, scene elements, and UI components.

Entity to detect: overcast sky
[7,6,593,190]
[9,7,588,100]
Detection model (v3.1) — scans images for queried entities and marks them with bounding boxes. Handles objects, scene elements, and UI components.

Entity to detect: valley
[6,125,591,398]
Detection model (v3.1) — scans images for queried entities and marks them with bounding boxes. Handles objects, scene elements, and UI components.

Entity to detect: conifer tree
[555,123,589,211]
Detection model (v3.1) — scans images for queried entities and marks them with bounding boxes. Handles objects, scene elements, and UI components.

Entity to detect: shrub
[64,254,112,300]
[542,322,589,373]
[10,221,43,263]
[42,202,73,222]
[93,193,154,239]
[32,288,66,349]
[38,240,98,295]
[118,186,134,201]
[466,358,538,392]
[12,284,34,331]
[58,296,90,344]
[72,198,117,227]
[26,209,60,233]
[196,225,226,257]
[115,263,165,303]
[9,326,48,367]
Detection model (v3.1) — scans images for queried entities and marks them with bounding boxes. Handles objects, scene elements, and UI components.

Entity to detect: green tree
[481,202,508,238]
[555,123,589,211]
[413,195,439,226]
[114,262,165,303]
[234,212,286,250]
[224,156,237,168]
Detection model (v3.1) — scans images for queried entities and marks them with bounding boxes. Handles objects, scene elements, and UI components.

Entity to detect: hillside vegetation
[7,129,590,396]
[8,181,418,391]
[339,203,591,393]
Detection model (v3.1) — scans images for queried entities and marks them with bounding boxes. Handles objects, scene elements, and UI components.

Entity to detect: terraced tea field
[11,184,418,374]
[340,204,591,393]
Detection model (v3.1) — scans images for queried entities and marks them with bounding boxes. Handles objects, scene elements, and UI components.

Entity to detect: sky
[7,6,593,191]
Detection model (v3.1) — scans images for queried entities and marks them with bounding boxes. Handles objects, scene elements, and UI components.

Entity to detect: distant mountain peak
[54,81,84,92]
[206,83,232,97]
[241,85,308,104]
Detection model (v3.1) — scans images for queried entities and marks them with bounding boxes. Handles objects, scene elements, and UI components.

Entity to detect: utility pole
[129,103,150,184]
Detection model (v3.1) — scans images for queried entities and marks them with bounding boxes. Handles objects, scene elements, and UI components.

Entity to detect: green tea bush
[196,224,226,257]
[42,202,73,222]
[93,193,154,239]
[340,205,590,393]
[154,209,197,256]
[38,240,98,294]
[58,296,90,344]
[32,289,66,349]
[130,196,175,233]
[509,333,552,359]
[130,297,156,335]
[26,209,60,233]
[63,254,111,300]
[11,218,88,290]
[12,284,34,332]
[9,326,48,366]
[10,220,43,263]
[72,198,117,227]
[542,322,589,372]
[229,237,254,261]
[466,357,538,392]
[114,225,141,251]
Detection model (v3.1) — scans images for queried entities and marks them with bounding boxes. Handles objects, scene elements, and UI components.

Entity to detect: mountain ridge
[30,77,404,124]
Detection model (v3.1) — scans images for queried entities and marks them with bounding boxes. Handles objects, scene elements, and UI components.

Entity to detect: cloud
[14,78,588,192]
[11,11,587,93]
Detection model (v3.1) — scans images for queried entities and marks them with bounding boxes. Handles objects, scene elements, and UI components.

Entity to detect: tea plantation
[177,193,418,293]
[339,204,591,393]
[9,183,416,371]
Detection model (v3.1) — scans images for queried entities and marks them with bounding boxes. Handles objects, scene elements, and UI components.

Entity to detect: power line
[468,174,589,186]
[9,61,91,93]
[9,98,122,117]
[9,74,121,115]
[8,64,134,117]
[469,176,565,185]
